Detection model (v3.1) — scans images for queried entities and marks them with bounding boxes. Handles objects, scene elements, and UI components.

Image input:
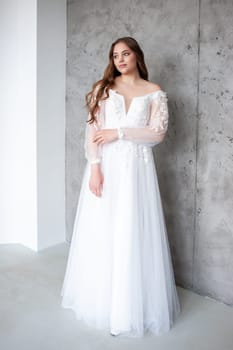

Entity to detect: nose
[118,54,124,62]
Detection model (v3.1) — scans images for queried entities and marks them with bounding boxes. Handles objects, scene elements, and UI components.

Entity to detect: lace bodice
[84,88,169,164]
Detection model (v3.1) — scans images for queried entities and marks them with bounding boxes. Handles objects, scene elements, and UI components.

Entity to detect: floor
[0,242,233,350]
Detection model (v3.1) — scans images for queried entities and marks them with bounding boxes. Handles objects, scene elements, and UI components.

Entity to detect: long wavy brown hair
[85,37,149,124]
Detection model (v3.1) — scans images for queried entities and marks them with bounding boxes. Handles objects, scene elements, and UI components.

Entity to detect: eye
[124,52,130,56]
[113,55,118,59]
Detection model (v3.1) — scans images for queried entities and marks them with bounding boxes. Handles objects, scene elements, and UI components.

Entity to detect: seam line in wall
[192,0,201,288]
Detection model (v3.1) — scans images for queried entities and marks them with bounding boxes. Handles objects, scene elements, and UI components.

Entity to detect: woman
[61,37,180,338]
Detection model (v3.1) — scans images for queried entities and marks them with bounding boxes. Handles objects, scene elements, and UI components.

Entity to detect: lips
[119,64,127,68]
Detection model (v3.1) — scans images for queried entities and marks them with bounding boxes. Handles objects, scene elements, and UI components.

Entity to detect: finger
[93,131,103,138]
[100,183,103,195]
[96,138,105,145]
[90,188,96,195]
[93,136,103,143]
[95,188,101,197]
[89,184,96,196]
[98,183,103,196]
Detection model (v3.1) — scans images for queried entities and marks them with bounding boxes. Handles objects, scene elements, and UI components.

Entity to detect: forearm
[84,120,102,164]
[118,127,166,146]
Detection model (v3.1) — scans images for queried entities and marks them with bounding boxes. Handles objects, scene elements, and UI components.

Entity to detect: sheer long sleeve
[84,96,106,164]
[120,91,169,146]
[84,116,102,164]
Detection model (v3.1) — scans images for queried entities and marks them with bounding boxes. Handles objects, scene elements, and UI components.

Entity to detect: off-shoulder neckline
[109,88,165,99]
[108,88,166,116]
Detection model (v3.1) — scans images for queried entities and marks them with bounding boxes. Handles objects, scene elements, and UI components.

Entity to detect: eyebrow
[113,49,130,54]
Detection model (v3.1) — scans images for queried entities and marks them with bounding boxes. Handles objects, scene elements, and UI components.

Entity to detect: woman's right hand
[89,164,104,197]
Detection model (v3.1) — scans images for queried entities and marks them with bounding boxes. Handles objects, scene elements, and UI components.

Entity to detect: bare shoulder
[144,81,162,93]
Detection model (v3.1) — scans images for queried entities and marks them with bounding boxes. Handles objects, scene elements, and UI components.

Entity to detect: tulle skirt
[61,140,180,337]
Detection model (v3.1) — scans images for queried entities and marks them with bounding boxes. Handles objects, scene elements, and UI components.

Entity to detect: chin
[119,67,130,74]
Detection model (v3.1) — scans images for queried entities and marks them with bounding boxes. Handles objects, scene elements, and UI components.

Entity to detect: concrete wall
[193,0,233,304]
[66,0,233,305]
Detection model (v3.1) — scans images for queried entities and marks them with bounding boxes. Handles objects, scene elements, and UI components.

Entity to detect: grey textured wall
[66,0,233,305]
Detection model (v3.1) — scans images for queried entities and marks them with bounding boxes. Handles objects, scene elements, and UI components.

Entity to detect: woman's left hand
[93,129,118,145]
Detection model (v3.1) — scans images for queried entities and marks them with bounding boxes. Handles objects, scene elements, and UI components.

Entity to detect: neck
[118,70,141,86]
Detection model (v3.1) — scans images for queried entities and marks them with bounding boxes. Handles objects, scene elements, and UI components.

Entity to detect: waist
[102,140,153,162]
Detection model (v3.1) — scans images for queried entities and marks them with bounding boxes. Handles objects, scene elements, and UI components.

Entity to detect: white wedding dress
[61,88,181,337]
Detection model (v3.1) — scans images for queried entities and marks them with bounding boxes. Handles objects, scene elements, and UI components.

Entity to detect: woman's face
[112,41,138,75]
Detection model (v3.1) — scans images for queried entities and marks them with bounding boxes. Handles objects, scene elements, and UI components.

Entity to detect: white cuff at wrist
[90,158,101,164]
